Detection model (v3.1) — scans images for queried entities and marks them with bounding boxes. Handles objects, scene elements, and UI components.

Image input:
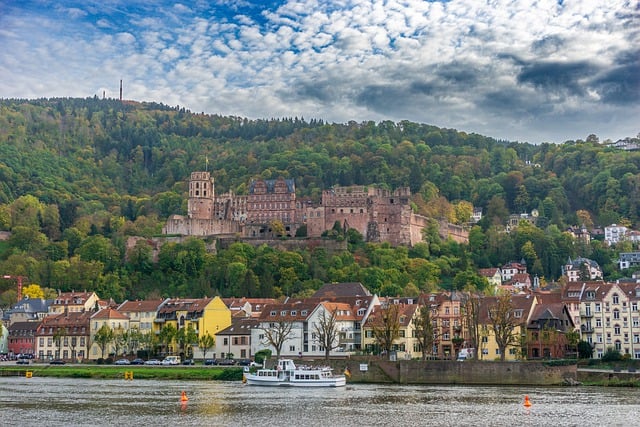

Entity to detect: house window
[614,325,621,335]
[614,309,620,320]
[613,294,619,304]
[595,303,601,312]
[289,346,295,352]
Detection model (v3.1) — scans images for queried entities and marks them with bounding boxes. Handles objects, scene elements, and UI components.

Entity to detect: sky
[0,0,638,144]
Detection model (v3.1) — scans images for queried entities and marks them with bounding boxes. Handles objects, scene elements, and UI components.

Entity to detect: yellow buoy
[523,395,532,408]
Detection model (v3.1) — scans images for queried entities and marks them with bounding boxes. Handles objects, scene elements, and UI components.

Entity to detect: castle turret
[188,172,215,220]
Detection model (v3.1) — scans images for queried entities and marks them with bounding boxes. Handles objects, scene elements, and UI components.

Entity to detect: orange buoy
[523,395,532,408]
[181,391,189,402]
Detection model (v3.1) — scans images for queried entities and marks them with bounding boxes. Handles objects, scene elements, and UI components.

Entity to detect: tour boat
[244,359,346,387]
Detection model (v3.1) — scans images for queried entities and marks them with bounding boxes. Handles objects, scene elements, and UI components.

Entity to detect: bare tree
[261,320,295,359]
[462,292,483,360]
[369,303,401,357]
[313,304,341,360]
[488,293,520,361]
[414,304,438,361]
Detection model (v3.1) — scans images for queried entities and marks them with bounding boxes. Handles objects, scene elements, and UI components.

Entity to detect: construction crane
[1,275,27,301]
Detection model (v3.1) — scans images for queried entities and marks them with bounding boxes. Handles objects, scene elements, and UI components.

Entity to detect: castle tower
[188,171,215,220]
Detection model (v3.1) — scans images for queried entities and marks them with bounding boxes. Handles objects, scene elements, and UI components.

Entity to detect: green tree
[176,324,198,358]
[158,323,177,356]
[198,333,215,360]
[94,324,114,360]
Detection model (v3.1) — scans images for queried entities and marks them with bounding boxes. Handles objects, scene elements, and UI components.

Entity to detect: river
[1,376,638,426]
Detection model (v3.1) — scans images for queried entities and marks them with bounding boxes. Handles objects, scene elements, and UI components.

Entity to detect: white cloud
[0,0,637,143]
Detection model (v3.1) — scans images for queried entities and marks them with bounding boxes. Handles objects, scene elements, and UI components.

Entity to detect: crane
[2,275,27,301]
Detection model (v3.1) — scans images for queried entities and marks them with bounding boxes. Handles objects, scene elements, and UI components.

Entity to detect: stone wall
[302,359,577,386]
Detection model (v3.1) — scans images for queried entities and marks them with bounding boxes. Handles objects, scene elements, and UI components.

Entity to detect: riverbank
[0,365,243,381]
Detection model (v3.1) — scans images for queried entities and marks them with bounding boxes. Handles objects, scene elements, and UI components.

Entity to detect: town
[3,271,640,364]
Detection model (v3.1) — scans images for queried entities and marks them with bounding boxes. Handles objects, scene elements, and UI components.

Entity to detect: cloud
[0,0,637,143]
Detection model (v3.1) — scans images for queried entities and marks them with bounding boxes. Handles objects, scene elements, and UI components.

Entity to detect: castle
[163,171,468,246]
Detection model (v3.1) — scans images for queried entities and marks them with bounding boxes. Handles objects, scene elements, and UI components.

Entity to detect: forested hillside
[0,97,638,305]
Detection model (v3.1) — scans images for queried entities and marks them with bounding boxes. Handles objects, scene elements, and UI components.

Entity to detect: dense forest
[0,97,638,305]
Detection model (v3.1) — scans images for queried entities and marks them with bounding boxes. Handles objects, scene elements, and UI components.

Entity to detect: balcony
[580,310,593,318]
[581,325,593,333]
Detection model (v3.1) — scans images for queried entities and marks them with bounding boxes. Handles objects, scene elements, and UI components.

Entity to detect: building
[478,268,502,292]
[214,317,260,360]
[154,297,232,358]
[48,291,101,315]
[501,261,527,282]
[4,297,51,325]
[604,224,628,245]
[578,282,640,359]
[35,311,92,361]
[117,298,168,335]
[89,307,130,360]
[526,303,575,359]
[563,257,603,282]
[8,321,39,357]
[619,252,640,270]
[164,171,469,247]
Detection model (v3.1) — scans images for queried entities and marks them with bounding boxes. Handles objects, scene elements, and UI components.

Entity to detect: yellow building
[155,297,231,357]
[477,294,537,361]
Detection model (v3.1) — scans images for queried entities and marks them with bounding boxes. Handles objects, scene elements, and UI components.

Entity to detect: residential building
[605,224,628,245]
[478,294,537,361]
[252,300,319,358]
[155,297,231,357]
[48,291,101,315]
[8,321,39,357]
[362,301,418,360]
[563,257,603,282]
[222,297,278,318]
[117,298,168,335]
[618,252,640,270]
[501,261,527,282]
[214,317,260,360]
[578,282,640,359]
[4,297,51,325]
[526,303,575,359]
[89,307,130,360]
[35,311,92,361]
[478,268,502,292]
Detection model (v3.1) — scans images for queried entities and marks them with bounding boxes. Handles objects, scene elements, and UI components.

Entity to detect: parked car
[237,359,252,366]
[161,356,181,365]
[131,358,145,365]
[204,359,216,366]
[115,358,131,365]
[216,358,236,366]
[182,358,195,365]
[16,358,30,365]
[49,359,66,365]
[144,359,161,365]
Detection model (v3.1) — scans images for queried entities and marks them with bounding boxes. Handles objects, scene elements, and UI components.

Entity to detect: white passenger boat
[244,359,347,387]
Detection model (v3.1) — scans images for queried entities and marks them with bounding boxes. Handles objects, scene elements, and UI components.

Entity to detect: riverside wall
[310,359,577,386]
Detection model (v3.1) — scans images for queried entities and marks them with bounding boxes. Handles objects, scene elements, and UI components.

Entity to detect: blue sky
[1,0,637,143]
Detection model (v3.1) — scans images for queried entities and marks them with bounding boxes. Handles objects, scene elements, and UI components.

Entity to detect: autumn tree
[461,293,483,359]
[176,324,198,358]
[369,303,401,357]
[487,293,520,361]
[52,327,67,359]
[260,320,295,359]
[22,284,45,299]
[198,332,215,360]
[94,324,114,360]
[312,304,341,360]
[414,303,438,361]
[158,323,177,356]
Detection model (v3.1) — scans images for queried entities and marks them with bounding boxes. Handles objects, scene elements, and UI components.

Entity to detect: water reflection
[1,376,638,426]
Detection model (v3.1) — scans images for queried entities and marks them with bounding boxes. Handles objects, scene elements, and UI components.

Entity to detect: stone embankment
[310,358,577,386]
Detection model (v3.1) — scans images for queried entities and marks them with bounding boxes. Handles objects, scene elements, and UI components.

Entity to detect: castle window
[390,198,394,204]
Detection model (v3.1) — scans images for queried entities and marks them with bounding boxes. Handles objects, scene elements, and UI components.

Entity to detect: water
[1,376,638,426]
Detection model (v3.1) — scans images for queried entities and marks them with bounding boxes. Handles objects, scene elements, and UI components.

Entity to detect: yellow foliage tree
[22,284,45,299]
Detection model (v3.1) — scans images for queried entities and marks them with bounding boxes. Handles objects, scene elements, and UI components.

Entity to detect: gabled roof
[91,307,129,321]
[258,300,319,322]
[158,297,214,314]
[478,268,501,277]
[312,282,371,298]
[118,298,168,313]
[318,301,357,321]
[8,321,40,332]
[216,317,260,336]
[37,311,93,333]
[10,298,51,313]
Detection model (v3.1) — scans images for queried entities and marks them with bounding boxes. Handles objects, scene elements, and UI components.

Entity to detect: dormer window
[270,311,276,316]
[586,291,595,300]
